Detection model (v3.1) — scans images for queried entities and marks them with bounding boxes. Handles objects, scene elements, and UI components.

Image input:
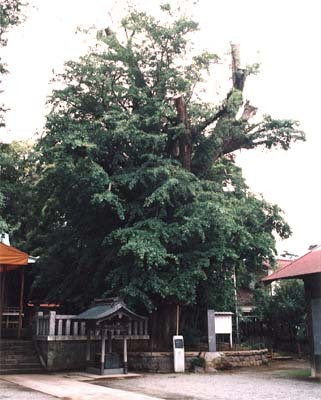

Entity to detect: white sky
[1,0,321,256]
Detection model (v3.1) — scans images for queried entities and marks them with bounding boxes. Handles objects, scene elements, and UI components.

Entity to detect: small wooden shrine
[0,240,37,338]
[77,297,149,375]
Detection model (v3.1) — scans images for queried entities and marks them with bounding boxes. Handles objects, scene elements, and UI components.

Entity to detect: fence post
[65,319,71,335]
[133,321,138,335]
[207,309,216,352]
[36,311,43,336]
[48,311,56,336]
[58,319,63,336]
[73,321,79,336]
[81,321,86,336]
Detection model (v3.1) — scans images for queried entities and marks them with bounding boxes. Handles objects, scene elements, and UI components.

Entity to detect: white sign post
[173,335,185,372]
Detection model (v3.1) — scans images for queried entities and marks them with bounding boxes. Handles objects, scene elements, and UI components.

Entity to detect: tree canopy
[0,141,36,246]
[0,0,25,127]
[0,0,26,233]
[27,7,304,319]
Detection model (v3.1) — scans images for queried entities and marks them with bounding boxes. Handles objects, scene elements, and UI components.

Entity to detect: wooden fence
[34,311,149,341]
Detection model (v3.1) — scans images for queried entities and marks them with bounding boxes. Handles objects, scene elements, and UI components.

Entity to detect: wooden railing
[34,311,149,341]
[1,307,22,329]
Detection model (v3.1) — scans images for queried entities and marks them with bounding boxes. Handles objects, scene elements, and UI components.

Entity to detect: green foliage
[28,7,303,316]
[254,280,306,339]
[0,191,8,233]
[0,141,37,247]
[0,0,24,46]
[0,0,25,126]
[190,356,205,370]
[0,1,27,237]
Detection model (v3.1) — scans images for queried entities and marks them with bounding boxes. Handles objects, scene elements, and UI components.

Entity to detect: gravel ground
[94,360,321,400]
[0,380,55,400]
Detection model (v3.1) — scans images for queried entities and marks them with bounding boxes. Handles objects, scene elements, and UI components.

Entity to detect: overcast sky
[1,0,320,256]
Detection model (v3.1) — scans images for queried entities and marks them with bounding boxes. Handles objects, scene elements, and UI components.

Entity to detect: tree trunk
[151,303,176,350]
[231,43,246,91]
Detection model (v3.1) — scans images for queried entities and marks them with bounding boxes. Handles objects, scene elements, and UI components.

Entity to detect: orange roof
[0,242,29,272]
[263,246,321,283]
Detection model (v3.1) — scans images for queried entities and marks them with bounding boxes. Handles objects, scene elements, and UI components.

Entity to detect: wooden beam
[176,304,180,336]
[0,266,7,337]
[108,330,112,353]
[86,330,91,364]
[123,337,128,374]
[113,334,149,340]
[18,269,25,338]
[100,329,106,375]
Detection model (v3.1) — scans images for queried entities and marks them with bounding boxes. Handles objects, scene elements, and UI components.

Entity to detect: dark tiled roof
[77,299,147,321]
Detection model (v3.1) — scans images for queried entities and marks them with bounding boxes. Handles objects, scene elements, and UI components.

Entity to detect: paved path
[1,373,162,400]
[94,361,321,400]
[0,379,55,399]
[1,361,320,400]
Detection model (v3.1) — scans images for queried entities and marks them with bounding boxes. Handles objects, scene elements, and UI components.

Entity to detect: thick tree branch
[191,44,263,174]
[231,43,246,91]
[192,91,232,136]
[193,44,251,136]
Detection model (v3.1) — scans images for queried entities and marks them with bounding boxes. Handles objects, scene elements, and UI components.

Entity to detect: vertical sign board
[208,311,233,351]
[207,310,216,352]
[312,299,321,355]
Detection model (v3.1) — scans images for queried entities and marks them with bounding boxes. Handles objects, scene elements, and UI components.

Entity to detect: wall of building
[304,275,321,378]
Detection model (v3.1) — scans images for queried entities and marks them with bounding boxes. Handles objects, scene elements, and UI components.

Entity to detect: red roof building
[263,246,321,283]
[0,242,37,338]
[263,245,321,378]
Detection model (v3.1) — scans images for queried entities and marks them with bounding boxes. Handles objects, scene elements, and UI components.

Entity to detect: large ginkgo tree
[29,5,304,347]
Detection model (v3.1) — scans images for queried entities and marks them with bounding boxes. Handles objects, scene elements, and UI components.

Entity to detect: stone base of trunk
[128,349,269,373]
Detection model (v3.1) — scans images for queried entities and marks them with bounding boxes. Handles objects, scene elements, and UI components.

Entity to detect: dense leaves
[28,7,304,319]
[0,0,26,234]
[0,141,37,247]
[254,280,306,345]
[0,0,25,127]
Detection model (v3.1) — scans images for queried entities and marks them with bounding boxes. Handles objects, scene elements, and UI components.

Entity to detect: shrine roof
[77,298,147,321]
